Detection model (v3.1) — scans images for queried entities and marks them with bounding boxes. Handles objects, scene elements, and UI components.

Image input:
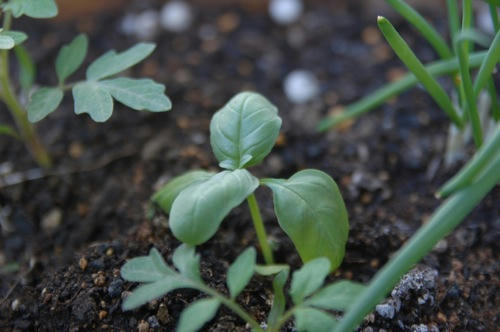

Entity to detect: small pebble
[156,303,170,325]
[79,257,88,271]
[160,1,192,32]
[147,315,160,328]
[283,69,319,103]
[269,0,303,25]
[375,303,395,319]
[93,273,106,287]
[41,208,62,232]
[107,278,123,298]
[99,310,107,320]
[106,248,114,256]
[137,320,149,332]
[11,298,20,311]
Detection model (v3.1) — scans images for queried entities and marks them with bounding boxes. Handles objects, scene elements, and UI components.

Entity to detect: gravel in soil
[1,1,499,331]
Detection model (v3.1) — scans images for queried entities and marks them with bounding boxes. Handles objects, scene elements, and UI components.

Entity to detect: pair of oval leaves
[154,92,349,269]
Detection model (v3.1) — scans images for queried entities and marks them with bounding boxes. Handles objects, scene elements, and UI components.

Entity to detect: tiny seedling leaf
[73,82,113,122]
[3,0,58,18]
[100,77,172,112]
[210,91,282,170]
[263,170,349,269]
[172,244,202,282]
[86,43,155,81]
[170,169,259,245]
[0,35,15,49]
[254,264,290,276]
[56,34,88,84]
[267,269,289,326]
[14,45,35,91]
[294,307,338,332]
[177,298,221,332]
[152,170,215,213]
[27,87,63,122]
[227,247,256,298]
[290,257,331,304]
[121,248,173,282]
[305,280,366,311]
[1,31,27,45]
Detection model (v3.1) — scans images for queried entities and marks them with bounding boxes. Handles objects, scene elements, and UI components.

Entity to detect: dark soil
[1,1,499,331]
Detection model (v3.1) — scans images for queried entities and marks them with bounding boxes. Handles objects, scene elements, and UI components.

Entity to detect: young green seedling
[121,244,366,332]
[153,91,349,269]
[0,0,171,167]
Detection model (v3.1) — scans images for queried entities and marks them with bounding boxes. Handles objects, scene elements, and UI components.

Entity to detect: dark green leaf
[227,247,256,298]
[100,78,172,112]
[290,257,330,304]
[170,169,259,245]
[86,43,155,81]
[73,82,113,122]
[210,92,282,170]
[263,170,349,269]
[56,34,88,83]
[305,280,366,311]
[152,170,215,214]
[294,307,338,332]
[27,87,63,122]
[177,298,221,332]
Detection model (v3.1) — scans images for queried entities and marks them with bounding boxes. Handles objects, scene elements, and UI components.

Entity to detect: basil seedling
[153,91,349,270]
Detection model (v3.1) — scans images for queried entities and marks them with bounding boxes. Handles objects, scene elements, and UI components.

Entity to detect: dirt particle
[93,272,106,287]
[157,303,170,324]
[11,298,20,311]
[137,320,149,332]
[79,257,88,271]
[107,278,124,298]
[99,310,107,320]
[72,293,96,322]
[106,247,114,256]
[41,208,62,232]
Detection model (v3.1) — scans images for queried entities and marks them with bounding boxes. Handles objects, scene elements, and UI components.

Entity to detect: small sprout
[153,91,349,269]
[121,244,366,331]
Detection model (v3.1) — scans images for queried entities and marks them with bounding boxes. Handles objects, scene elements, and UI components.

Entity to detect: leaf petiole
[247,193,274,265]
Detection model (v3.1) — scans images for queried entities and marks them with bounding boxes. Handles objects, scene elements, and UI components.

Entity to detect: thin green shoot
[446,0,460,42]
[487,79,500,121]
[247,193,274,264]
[473,30,500,96]
[490,4,500,32]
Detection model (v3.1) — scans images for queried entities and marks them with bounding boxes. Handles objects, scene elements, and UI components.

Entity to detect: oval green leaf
[0,35,15,49]
[210,92,282,170]
[1,31,27,45]
[56,34,88,84]
[305,280,366,312]
[177,298,221,332]
[27,87,63,122]
[263,169,349,270]
[152,170,215,214]
[170,169,259,245]
[290,257,330,304]
[227,247,256,298]
[121,248,173,283]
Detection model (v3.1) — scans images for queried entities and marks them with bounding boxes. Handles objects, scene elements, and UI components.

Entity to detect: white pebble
[160,1,193,32]
[120,10,160,40]
[269,0,303,25]
[284,70,320,103]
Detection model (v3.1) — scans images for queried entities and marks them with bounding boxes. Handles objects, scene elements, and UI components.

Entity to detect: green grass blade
[487,79,500,121]
[335,155,500,332]
[380,17,461,126]
[490,4,500,32]
[438,123,500,198]
[386,0,453,59]
[462,0,474,52]
[473,30,500,96]
[446,0,460,43]
[316,52,487,131]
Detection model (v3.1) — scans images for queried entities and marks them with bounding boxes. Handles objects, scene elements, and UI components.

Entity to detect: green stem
[438,124,500,198]
[490,4,500,33]
[473,30,500,97]
[335,156,500,332]
[247,193,274,265]
[446,0,460,43]
[0,13,51,168]
[487,79,500,121]
[199,284,264,332]
[268,305,299,332]
[317,51,487,131]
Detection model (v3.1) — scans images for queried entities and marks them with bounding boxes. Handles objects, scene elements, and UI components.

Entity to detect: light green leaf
[255,264,290,276]
[86,43,155,81]
[152,170,215,214]
[263,170,349,269]
[290,257,331,304]
[267,269,289,326]
[170,169,259,245]
[122,276,192,310]
[100,77,171,112]
[14,45,35,91]
[3,0,58,18]
[172,244,202,282]
[227,247,256,298]
[56,34,88,84]
[121,248,174,283]
[177,298,221,332]
[210,92,282,170]
[1,31,27,45]
[73,82,113,122]
[0,35,15,49]
[27,87,63,122]
[305,280,366,312]
[294,307,338,332]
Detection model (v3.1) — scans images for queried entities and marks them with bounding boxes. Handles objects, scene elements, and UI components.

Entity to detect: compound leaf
[170,169,259,245]
[210,92,282,170]
[27,87,63,122]
[152,170,215,214]
[177,298,221,332]
[73,82,113,122]
[86,43,155,81]
[305,280,366,312]
[290,257,330,304]
[263,170,349,270]
[294,307,338,332]
[227,247,256,299]
[56,34,88,84]
[121,248,174,283]
[100,77,171,112]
